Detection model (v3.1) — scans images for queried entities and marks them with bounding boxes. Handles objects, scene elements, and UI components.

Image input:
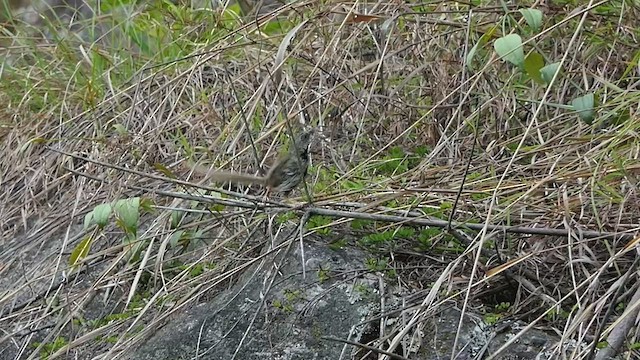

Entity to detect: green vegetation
[306,215,333,234]
[272,289,302,313]
[32,337,67,359]
[359,226,415,248]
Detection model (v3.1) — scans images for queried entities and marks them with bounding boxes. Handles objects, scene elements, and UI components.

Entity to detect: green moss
[33,336,67,359]
[483,313,502,325]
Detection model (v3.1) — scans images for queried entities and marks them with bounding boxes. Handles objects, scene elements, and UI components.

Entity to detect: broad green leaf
[571,93,596,124]
[192,229,205,249]
[466,26,497,70]
[170,210,185,229]
[93,204,112,227]
[84,203,112,230]
[523,52,545,84]
[69,236,93,269]
[114,197,140,233]
[519,8,543,31]
[540,62,561,84]
[466,42,481,70]
[494,34,524,66]
[83,212,94,230]
[169,230,185,249]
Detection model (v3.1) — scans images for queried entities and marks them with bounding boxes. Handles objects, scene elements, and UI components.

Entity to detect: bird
[192,129,313,195]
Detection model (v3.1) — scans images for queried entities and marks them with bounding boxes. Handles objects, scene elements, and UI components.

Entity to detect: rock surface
[129,235,562,360]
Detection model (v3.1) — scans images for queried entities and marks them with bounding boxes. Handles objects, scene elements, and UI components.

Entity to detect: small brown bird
[193,130,313,195]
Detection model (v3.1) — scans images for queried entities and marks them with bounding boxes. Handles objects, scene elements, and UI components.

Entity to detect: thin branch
[65,165,637,242]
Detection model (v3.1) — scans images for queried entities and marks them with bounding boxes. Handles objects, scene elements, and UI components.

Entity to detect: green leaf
[69,236,93,269]
[189,263,204,277]
[540,62,561,84]
[20,137,47,153]
[262,19,294,35]
[113,124,128,136]
[466,42,482,70]
[191,229,205,250]
[328,239,348,250]
[154,163,176,178]
[523,52,545,84]
[84,203,112,230]
[139,198,154,213]
[170,210,185,229]
[127,27,151,55]
[114,197,140,233]
[395,227,415,239]
[204,191,225,212]
[377,146,409,174]
[571,93,596,124]
[519,8,543,31]
[128,238,145,263]
[342,180,365,190]
[351,219,373,230]
[494,34,524,67]
[221,4,241,23]
[620,49,639,79]
[83,213,94,231]
[169,230,185,249]
[307,215,333,235]
[466,26,497,70]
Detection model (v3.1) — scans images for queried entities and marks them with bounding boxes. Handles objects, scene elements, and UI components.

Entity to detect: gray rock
[129,233,563,360]
[130,235,382,360]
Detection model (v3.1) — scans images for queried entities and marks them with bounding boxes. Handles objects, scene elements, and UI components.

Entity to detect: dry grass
[1,0,639,359]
